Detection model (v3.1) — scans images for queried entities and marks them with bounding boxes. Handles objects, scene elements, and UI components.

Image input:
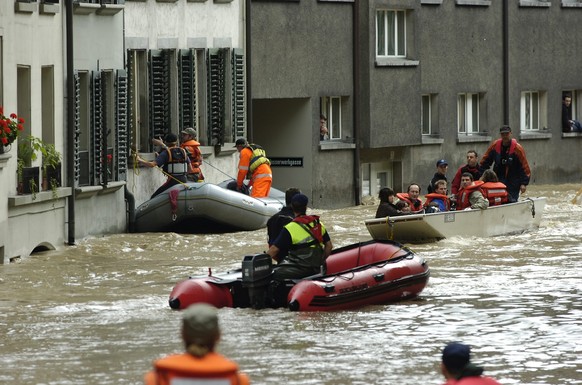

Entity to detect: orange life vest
[423,193,450,211]
[182,139,203,175]
[396,193,424,212]
[481,181,509,206]
[455,181,485,210]
[145,352,250,385]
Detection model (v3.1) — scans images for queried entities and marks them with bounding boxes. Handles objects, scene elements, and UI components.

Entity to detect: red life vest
[481,182,509,206]
[423,193,450,211]
[293,215,324,244]
[455,181,485,210]
[396,193,424,212]
[145,352,250,385]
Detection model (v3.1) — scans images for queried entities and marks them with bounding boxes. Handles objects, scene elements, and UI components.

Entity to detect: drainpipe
[502,0,509,125]
[245,0,253,143]
[353,0,361,205]
[66,0,76,246]
[125,185,136,233]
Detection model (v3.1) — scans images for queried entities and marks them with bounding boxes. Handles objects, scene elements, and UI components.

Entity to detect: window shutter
[231,48,245,142]
[73,71,82,187]
[149,50,171,143]
[207,48,226,146]
[116,69,129,181]
[91,71,104,186]
[179,49,196,131]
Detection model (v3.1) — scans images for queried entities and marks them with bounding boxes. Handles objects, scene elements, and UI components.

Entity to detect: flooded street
[1,185,581,385]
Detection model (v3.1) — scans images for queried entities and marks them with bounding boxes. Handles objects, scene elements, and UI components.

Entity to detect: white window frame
[521,91,539,131]
[376,10,406,58]
[421,94,432,135]
[457,93,480,134]
[321,96,342,140]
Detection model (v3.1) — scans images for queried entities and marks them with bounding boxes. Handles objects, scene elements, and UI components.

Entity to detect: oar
[571,187,582,204]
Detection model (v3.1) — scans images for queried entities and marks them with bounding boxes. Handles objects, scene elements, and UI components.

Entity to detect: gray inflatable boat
[133,181,285,233]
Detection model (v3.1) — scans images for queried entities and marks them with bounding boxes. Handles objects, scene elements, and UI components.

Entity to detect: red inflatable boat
[169,240,429,312]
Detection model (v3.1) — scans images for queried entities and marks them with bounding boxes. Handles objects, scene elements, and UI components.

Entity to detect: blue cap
[436,159,448,167]
[291,193,308,207]
[442,342,471,371]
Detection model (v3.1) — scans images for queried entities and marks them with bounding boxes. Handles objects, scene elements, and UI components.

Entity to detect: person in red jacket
[440,342,502,385]
[451,150,481,195]
[144,303,250,385]
[235,138,272,198]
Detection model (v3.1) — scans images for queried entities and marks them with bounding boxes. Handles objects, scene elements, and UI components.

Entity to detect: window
[457,93,481,134]
[41,66,55,143]
[520,90,547,131]
[421,94,433,135]
[321,96,342,140]
[376,10,406,58]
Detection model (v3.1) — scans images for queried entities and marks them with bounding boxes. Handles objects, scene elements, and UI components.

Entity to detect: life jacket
[147,352,248,385]
[423,193,450,212]
[247,144,271,174]
[396,193,423,212]
[182,139,203,174]
[493,138,517,179]
[456,181,485,210]
[163,147,189,176]
[481,181,509,206]
[283,216,326,269]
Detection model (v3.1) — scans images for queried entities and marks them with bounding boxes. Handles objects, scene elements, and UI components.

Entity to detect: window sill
[74,181,125,200]
[0,152,12,169]
[456,134,492,144]
[40,3,60,14]
[562,131,582,138]
[456,0,491,6]
[319,141,356,151]
[421,0,443,4]
[15,1,37,13]
[421,136,445,145]
[8,187,72,208]
[519,0,551,7]
[519,131,552,140]
[375,58,419,67]
[561,1,582,8]
[96,4,124,15]
[73,3,100,14]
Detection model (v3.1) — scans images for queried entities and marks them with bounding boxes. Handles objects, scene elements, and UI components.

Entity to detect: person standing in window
[562,94,582,132]
[479,125,530,202]
[319,114,329,141]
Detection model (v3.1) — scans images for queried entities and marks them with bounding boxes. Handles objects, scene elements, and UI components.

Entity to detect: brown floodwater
[1,184,581,385]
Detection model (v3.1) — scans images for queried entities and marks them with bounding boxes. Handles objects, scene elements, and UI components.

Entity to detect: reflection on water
[1,185,581,385]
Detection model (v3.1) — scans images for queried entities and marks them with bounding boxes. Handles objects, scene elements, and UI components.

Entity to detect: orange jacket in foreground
[236,146,272,198]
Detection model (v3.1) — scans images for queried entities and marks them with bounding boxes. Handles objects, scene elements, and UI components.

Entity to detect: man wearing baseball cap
[479,125,531,202]
[428,159,449,194]
[440,342,501,385]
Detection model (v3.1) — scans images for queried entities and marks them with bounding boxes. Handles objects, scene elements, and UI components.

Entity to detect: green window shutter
[207,48,226,146]
[91,71,104,186]
[149,50,171,143]
[232,48,245,142]
[116,69,129,181]
[179,49,196,131]
[73,71,82,187]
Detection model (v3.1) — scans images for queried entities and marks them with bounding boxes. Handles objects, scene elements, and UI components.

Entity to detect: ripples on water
[0,185,581,385]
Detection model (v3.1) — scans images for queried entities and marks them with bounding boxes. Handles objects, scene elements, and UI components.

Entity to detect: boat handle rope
[526,197,535,218]
[384,217,395,240]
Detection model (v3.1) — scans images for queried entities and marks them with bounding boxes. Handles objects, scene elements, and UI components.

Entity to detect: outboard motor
[241,253,273,309]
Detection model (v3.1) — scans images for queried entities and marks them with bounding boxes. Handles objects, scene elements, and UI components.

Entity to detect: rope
[132,149,191,189]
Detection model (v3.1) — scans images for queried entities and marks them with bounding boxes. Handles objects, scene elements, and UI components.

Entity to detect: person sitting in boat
[376,187,411,218]
[266,193,333,280]
[424,179,450,213]
[144,303,250,385]
[137,132,191,198]
[396,183,424,213]
[479,170,510,206]
[234,138,273,198]
[267,187,301,253]
[439,342,501,385]
[453,172,489,211]
[180,127,204,182]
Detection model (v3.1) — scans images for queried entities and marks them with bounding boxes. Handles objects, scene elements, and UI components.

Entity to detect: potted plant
[0,107,25,154]
[17,136,40,195]
[41,142,62,193]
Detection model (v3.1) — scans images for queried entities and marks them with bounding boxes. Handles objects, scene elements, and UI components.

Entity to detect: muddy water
[1,185,581,385]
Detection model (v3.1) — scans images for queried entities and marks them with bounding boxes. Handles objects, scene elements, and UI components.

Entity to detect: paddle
[571,187,582,204]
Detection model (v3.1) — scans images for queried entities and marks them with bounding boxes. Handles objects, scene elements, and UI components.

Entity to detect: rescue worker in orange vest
[234,138,272,198]
[180,127,204,182]
[453,172,489,211]
[479,170,510,206]
[440,342,502,385]
[137,133,191,198]
[144,303,250,385]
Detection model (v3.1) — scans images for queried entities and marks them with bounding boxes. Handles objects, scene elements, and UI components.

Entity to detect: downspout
[502,0,509,125]
[125,185,136,233]
[353,0,361,205]
[245,0,253,143]
[66,0,76,246]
